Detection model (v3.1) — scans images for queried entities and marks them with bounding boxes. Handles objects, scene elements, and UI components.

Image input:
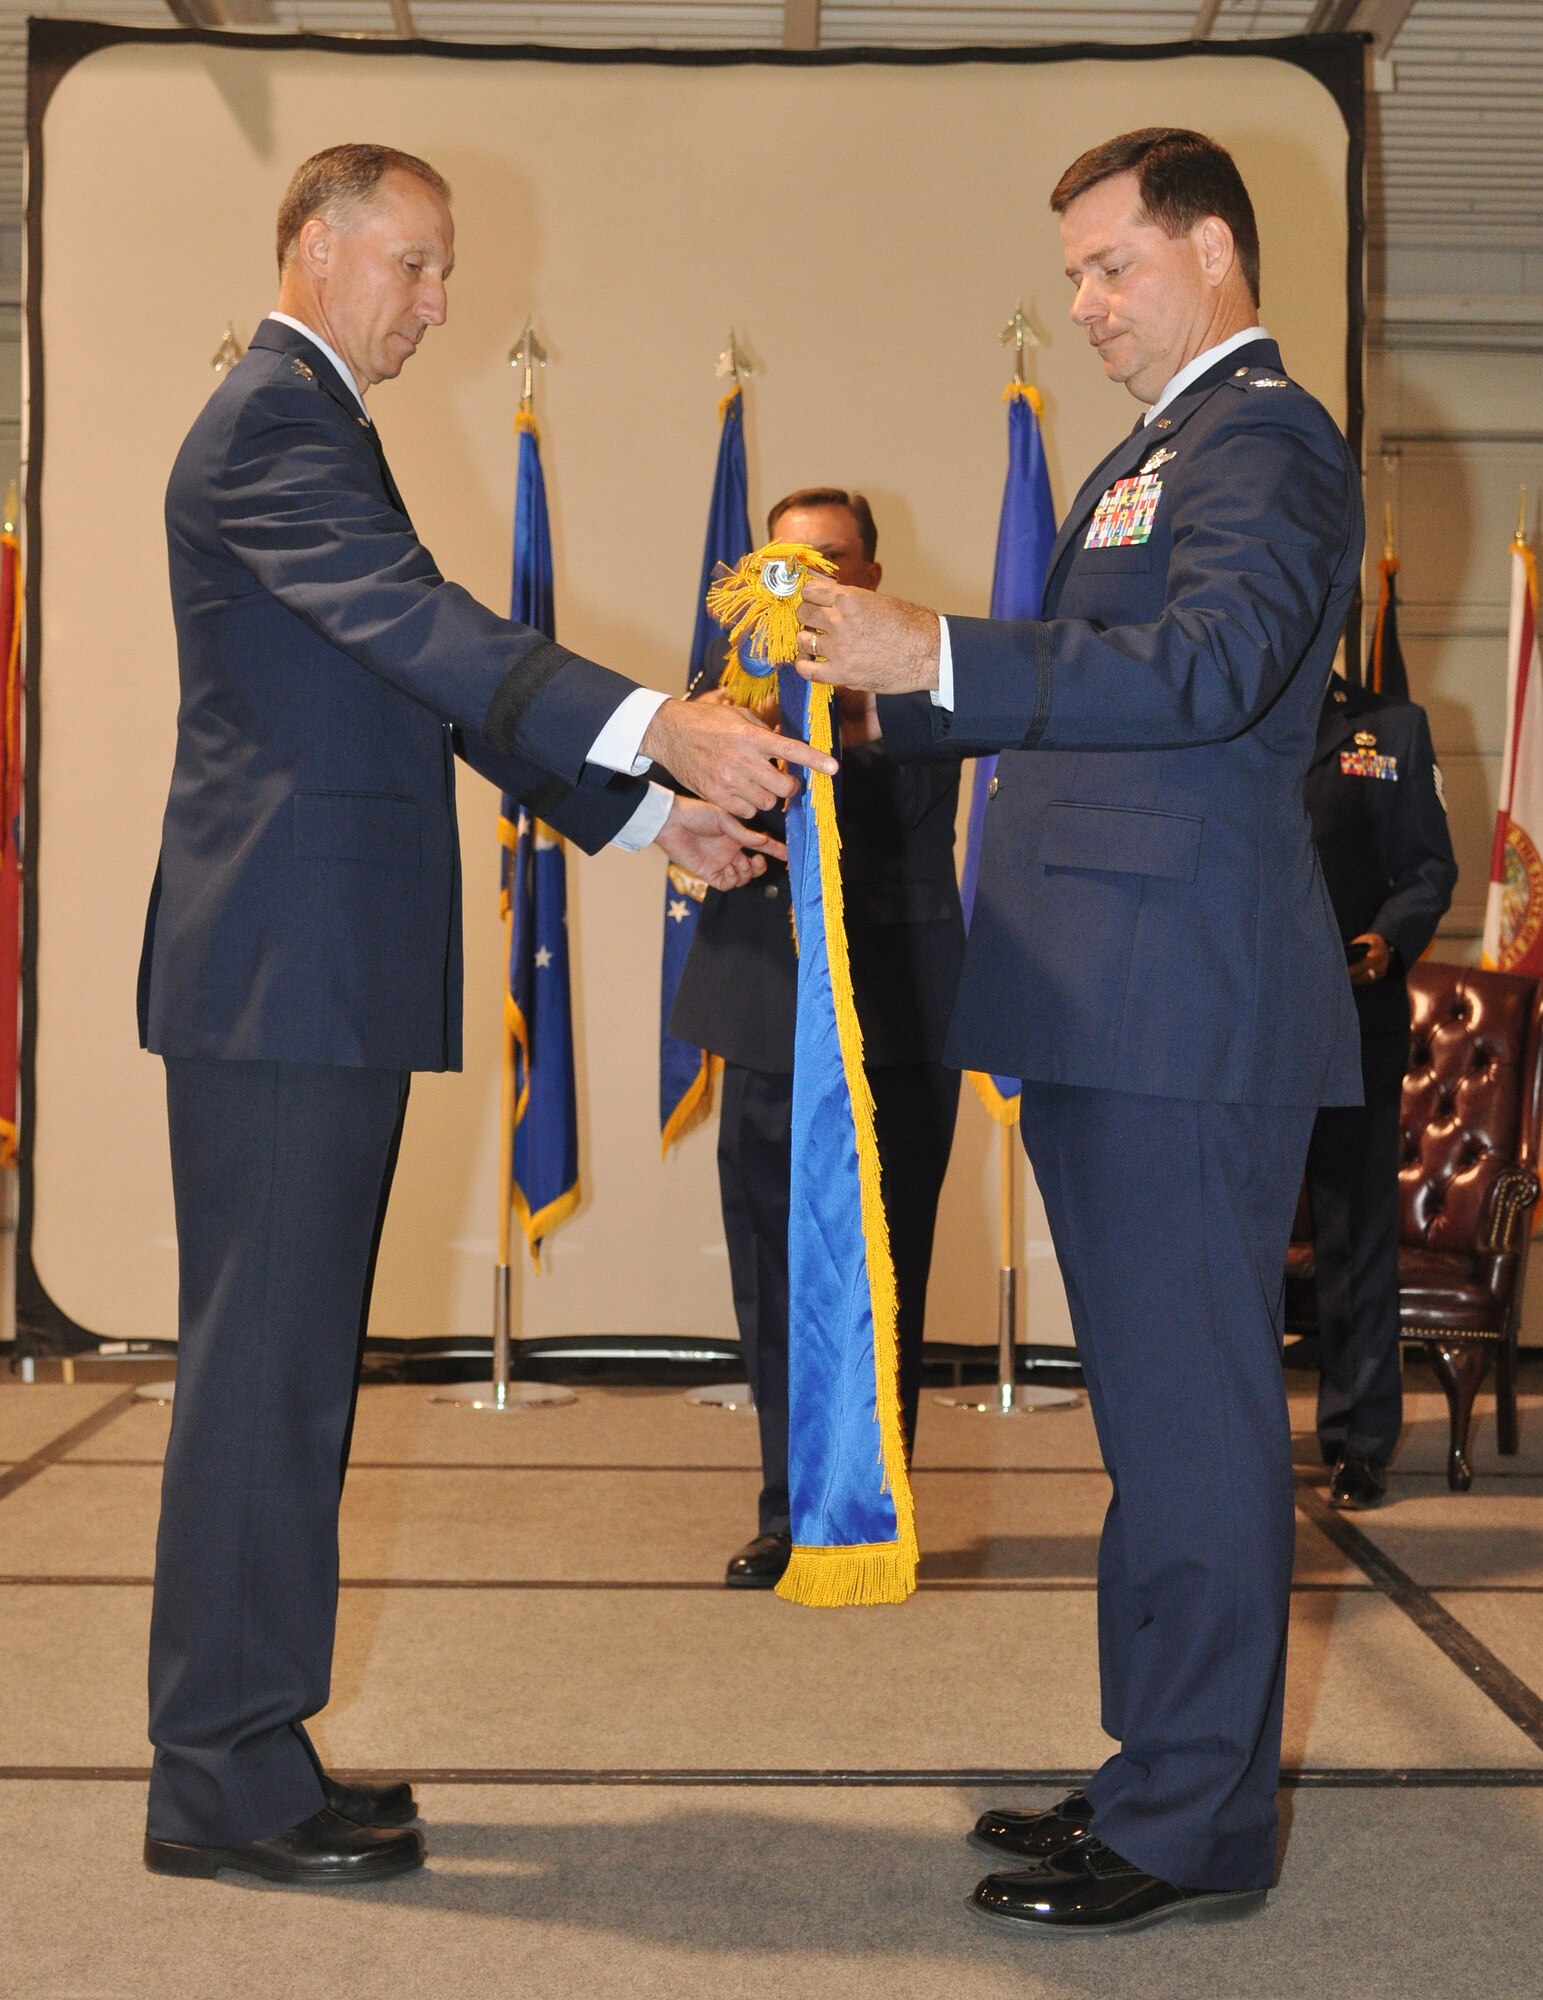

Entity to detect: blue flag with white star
[659,384,751,1153]
[504,411,579,1262]
[962,385,1058,1124]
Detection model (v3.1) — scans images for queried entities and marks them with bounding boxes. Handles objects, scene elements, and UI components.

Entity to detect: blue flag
[503,412,579,1263]
[659,385,752,1153]
[776,662,916,1606]
[963,385,1058,1124]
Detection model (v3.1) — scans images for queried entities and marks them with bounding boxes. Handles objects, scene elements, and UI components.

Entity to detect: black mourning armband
[483,639,577,754]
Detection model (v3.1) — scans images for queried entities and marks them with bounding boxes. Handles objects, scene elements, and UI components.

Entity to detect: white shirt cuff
[587,687,670,777]
[929,616,955,711]
[611,780,674,852]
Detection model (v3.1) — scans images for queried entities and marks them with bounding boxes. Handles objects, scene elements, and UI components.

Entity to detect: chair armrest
[1475,1164,1542,1305]
[1481,1164,1541,1255]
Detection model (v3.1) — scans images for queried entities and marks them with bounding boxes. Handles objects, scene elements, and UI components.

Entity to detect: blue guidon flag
[705,543,914,1607]
[658,383,752,1155]
[961,383,1058,1125]
[503,409,580,1263]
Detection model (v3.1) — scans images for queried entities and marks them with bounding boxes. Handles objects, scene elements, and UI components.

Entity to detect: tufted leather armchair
[1287,962,1543,1490]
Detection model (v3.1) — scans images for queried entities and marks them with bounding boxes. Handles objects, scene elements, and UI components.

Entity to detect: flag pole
[433,320,572,1412]
[686,331,758,1415]
[994,1120,1019,1413]
[934,302,1077,1417]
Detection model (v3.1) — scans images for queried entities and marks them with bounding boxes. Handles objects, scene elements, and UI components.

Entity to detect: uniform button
[1234,367,1248,377]
[764,883,780,899]
[987,775,1000,799]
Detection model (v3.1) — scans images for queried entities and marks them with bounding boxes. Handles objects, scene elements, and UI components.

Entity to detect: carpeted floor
[1,1366,1540,1998]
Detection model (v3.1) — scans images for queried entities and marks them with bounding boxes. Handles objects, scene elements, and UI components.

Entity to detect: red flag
[0,487,21,1163]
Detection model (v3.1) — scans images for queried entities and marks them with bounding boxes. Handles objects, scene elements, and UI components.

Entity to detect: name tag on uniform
[1340,748,1399,781]
[1084,472,1163,550]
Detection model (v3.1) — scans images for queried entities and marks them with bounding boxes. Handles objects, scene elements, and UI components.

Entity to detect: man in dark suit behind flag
[138,143,835,1890]
[670,488,964,1588]
[797,129,1364,1932]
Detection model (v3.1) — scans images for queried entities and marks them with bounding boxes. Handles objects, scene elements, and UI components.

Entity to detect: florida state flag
[0,489,20,1164]
[1482,529,1543,973]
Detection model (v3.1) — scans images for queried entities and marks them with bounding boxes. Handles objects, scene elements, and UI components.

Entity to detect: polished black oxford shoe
[726,1531,792,1589]
[1329,1451,1388,1510]
[144,1807,425,1885]
[323,1773,419,1828]
[969,1789,1094,1863]
[970,1835,1267,1937]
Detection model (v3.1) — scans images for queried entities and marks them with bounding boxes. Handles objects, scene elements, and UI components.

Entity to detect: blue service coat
[138,318,648,1072]
[1306,676,1458,1038]
[880,338,1364,1108]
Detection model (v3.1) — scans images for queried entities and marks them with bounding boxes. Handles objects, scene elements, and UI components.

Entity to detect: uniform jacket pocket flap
[1039,802,1202,881]
[294,791,421,867]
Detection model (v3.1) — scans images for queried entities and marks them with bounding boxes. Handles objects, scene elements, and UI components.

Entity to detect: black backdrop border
[16,19,1368,1355]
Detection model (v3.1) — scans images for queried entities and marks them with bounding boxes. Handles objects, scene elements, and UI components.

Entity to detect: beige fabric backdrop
[28,40,1350,1343]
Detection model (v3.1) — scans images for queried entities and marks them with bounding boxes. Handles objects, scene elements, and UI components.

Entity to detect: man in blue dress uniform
[797,129,1364,1933]
[1301,676,1457,1507]
[137,144,831,1888]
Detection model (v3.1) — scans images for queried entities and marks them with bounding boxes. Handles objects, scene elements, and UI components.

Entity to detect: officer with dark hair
[670,487,964,1591]
[1302,674,1458,1509]
[797,127,1366,1931]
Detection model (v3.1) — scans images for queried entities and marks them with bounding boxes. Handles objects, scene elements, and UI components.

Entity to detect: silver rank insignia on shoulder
[1141,447,1176,473]
[291,357,314,380]
[1251,377,1289,389]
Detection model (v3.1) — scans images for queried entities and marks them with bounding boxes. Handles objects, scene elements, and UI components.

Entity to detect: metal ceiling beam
[1192,1,1226,36]
[164,0,277,22]
[388,0,418,33]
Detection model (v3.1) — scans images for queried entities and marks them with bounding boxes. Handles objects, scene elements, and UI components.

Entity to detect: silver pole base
[935,1383,1081,1414]
[430,1379,575,1411]
[136,1380,176,1404]
[684,1381,756,1411]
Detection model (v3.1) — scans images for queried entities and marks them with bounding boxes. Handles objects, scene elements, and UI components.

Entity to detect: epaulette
[1228,365,1296,394]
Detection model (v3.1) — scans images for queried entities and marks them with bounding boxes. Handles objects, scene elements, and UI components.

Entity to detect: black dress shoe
[969,1789,1094,1862]
[322,1773,419,1828]
[144,1807,425,1885]
[726,1531,792,1589]
[971,1836,1267,1936]
[1329,1451,1388,1510]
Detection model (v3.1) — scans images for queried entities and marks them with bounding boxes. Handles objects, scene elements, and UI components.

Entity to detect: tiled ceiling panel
[0,1,1529,254]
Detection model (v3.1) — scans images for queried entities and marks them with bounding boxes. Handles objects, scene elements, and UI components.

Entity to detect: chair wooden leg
[1495,1335,1520,1457]
[1425,1340,1495,1491]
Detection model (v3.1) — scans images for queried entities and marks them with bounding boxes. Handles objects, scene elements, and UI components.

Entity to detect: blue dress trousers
[879,340,1365,1890]
[140,320,651,1844]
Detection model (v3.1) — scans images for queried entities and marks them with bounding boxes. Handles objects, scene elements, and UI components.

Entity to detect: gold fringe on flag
[967,1072,1019,1125]
[775,674,917,1608]
[702,538,913,1606]
[705,541,836,667]
[717,646,782,713]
